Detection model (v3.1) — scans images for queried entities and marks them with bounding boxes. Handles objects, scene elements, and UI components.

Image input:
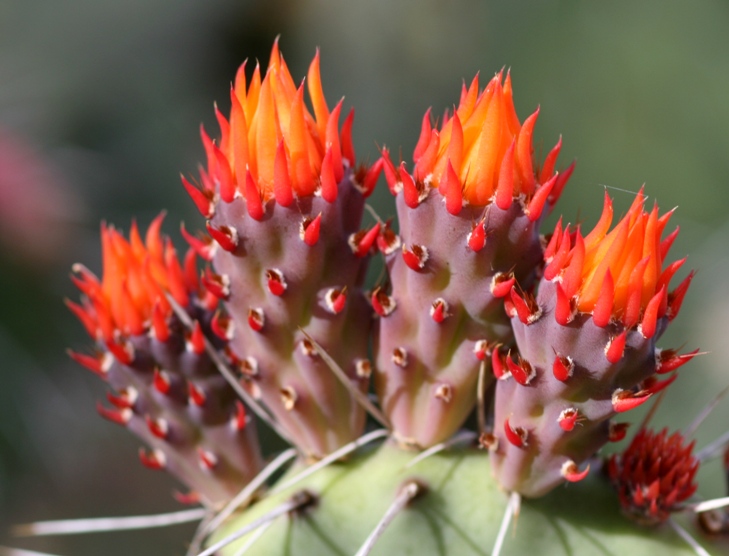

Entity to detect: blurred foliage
[1,0,729,554]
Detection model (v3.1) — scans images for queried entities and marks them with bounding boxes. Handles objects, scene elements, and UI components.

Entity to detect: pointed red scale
[544,218,563,261]
[492,348,508,380]
[107,339,133,365]
[544,227,571,281]
[539,136,562,185]
[660,226,680,261]
[558,408,579,432]
[592,270,614,327]
[273,140,294,207]
[381,150,399,195]
[200,125,217,176]
[640,287,665,339]
[320,148,338,203]
[667,272,694,320]
[430,298,448,323]
[96,402,130,426]
[504,417,527,447]
[183,248,198,294]
[495,142,515,210]
[643,374,678,395]
[189,321,206,355]
[468,220,486,252]
[341,108,356,167]
[612,390,652,413]
[352,222,381,258]
[164,241,190,308]
[527,174,557,222]
[491,273,515,298]
[214,104,230,152]
[376,222,400,255]
[361,158,383,197]
[414,129,439,182]
[198,448,218,470]
[554,282,573,326]
[181,175,214,218]
[326,288,347,314]
[206,221,238,252]
[248,308,265,332]
[656,258,686,300]
[562,461,590,483]
[180,223,213,261]
[188,381,206,406]
[106,390,134,410]
[413,108,433,162]
[153,368,171,395]
[473,340,491,361]
[70,266,101,297]
[444,161,463,215]
[174,491,201,505]
[302,214,322,246]
[326,100,345,183]
[623,257,650,329]
[509,287,533,325]
[266,269,287,296]
[609,422,630,442]
[68,350,106,379]
[233,400,247,431]
[65,299,98,338]
[549,160,575,205]
[211,310,232,340]
[202,268,230,300]
[400,163,420,208]
[402,244,428,270]
[656,348,700,374]
[506,354,534,385]
[145,416,168,439]
[515,108,538,196]
[213,146,236,203]
[553,354,574,382]
[606,330,627,364]
[371,287,396,317]
[560,230,585,298]
[244,170,264,220]
[151,301,170,343]
[139,448,165,470]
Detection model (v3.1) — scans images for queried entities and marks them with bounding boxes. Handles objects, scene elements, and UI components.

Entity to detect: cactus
[18,40,729,556]
[374,72,572,449]
[67,215,263,507]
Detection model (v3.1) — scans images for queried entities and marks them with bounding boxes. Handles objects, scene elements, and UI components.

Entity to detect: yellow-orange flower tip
[69,214,200,344]
[380,72,572,216]
[188,43,362,221]
[544,189,692,332]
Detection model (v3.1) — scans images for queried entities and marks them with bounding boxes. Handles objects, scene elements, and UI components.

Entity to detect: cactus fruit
[490,191,696,497]
[46,40,729,556]
[185,41,381,460]
[375,72,573,449]
[68,215,263,507]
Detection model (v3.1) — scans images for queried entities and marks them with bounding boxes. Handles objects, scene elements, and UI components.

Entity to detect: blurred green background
[2,1,729,554]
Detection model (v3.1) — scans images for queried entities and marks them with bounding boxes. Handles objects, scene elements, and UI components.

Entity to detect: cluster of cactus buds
[61,39,729,556]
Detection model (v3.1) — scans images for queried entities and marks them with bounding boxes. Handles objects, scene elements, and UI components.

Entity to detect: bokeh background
[2,1,729,554]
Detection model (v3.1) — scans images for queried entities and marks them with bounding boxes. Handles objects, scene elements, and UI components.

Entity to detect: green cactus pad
[211,441,724,555]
